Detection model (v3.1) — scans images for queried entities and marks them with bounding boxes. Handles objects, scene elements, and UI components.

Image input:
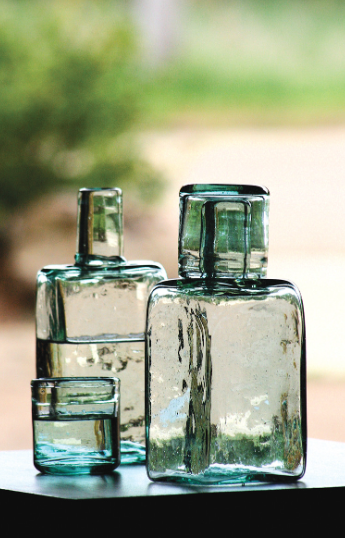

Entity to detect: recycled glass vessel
[36,188,167,464]
[146,184,307,484]
[32,377,120,475]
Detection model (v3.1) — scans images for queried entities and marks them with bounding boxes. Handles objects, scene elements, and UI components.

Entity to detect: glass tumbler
[31,377,120,475]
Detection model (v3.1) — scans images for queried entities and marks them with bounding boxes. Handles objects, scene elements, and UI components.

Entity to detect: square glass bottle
[145,184,307,484]
[36,188,167,464]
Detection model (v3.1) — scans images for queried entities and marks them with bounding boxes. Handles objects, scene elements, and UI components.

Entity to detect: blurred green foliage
[142,0,345,126]
[0,0,162,220]
[1,0,345,222]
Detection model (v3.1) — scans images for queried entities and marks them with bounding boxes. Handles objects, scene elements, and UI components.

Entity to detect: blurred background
[1,0,345,451]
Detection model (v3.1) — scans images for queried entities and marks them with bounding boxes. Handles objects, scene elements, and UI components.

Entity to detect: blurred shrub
[0,0,162,221]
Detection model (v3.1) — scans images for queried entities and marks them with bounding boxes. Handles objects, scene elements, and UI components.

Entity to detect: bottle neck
[178,185,269,279]
[75,188,125,267]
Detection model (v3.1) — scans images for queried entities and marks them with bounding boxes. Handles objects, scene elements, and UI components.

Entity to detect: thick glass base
[34,442,145,472]
[120,441,146,464]
[146,433,305,484]
[34,455,118,476]
[33,415,120,475]
[147,463,301,485]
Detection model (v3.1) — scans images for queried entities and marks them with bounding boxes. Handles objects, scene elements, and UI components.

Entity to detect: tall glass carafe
[36,187,167,464]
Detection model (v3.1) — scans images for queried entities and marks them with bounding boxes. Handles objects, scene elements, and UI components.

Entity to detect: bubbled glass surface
[146,279,306,484]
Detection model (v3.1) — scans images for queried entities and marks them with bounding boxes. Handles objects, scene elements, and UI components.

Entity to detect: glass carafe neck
[75,188,125,266]
[178,184,270,279]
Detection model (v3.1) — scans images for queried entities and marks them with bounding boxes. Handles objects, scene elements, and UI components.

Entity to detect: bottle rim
[180,184,269,197]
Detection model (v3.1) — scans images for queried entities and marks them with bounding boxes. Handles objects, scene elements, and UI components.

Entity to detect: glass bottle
[145,184,306,484]
[36,187,167,464]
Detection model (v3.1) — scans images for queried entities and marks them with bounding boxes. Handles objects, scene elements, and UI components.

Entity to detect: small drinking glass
[31,377,120,475]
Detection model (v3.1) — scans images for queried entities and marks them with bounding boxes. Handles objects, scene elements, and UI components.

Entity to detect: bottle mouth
[178,184,270,279]
[77,188,124,260]
[180,184,269,198]
[79,187,122,194]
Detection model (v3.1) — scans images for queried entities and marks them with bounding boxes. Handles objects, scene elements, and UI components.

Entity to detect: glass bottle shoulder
[148,277,304,306]
[37,259,167,284]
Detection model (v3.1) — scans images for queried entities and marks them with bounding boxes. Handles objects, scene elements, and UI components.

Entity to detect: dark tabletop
[0,438,344,501]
